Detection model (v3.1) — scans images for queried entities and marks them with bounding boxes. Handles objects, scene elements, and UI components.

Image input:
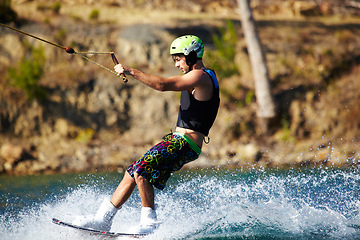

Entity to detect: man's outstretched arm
[114,64,204,92]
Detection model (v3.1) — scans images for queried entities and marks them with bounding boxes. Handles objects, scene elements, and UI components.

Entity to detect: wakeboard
[52,218,147,238]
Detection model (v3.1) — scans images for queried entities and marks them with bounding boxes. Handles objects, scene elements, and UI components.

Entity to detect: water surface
[1,167,360,239]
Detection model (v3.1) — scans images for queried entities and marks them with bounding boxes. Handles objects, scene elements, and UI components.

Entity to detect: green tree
[207,20,240,79]
[7,44,48,102]
[89,9,100,20]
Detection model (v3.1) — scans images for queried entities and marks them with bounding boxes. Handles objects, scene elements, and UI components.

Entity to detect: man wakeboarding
[71,35,220,234]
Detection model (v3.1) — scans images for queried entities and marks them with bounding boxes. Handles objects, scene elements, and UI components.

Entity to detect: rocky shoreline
[1,128,359,176]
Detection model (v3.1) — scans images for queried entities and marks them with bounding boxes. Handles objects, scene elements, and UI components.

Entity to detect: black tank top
[176,69,220,136]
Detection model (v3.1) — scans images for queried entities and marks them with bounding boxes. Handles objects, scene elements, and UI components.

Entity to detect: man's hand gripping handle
[111,53,128,83]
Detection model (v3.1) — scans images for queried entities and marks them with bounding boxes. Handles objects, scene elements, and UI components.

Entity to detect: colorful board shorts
[127,132,201,190]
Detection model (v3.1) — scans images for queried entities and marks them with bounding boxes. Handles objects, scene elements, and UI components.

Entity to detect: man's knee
[134,173,148,185]
[121,171,136,187]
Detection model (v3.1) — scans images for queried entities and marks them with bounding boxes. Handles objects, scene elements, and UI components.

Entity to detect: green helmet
[170,35,204,58]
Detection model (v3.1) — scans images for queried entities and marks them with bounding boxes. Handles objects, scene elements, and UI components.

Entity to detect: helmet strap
[185,51,198,70]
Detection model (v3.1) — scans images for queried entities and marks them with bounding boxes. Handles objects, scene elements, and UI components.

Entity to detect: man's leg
[111,171,137,208]
[134,173,155,209]
[127,173,158,234]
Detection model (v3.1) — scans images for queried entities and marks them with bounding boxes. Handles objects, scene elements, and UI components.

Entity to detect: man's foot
[72,198,119,231]
[72,214,111,231]
[127,222,160,234]
[127,207,161,234]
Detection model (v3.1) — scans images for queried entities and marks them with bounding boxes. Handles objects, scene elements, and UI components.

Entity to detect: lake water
[1,167,360,239]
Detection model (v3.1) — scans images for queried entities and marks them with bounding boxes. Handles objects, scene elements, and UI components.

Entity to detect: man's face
[172,54,189,74]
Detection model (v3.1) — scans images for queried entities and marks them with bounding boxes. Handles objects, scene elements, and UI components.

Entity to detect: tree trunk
[238,0,276,134]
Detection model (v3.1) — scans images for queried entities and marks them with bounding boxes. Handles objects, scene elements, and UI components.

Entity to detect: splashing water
[1,168,360,240]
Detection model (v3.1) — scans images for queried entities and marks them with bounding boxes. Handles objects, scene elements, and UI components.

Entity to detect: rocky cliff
[1,0,360,175]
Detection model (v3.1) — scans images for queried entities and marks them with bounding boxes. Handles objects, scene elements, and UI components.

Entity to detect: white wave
[1,169,360,239]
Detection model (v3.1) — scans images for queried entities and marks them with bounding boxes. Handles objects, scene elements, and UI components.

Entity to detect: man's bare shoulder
[184,69,211,84]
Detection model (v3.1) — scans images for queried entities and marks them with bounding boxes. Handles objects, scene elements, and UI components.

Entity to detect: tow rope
[0,22,127,82]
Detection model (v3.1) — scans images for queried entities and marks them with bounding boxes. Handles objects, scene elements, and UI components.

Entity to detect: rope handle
[111,53,128,83]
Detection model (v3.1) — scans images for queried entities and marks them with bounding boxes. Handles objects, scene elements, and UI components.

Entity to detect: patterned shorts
[127,133,201,190]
